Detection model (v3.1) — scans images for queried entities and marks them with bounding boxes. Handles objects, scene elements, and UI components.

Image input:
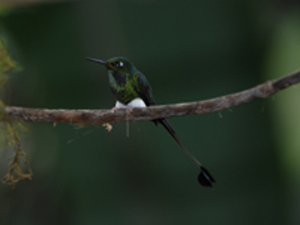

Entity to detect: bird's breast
[108,71,139,104]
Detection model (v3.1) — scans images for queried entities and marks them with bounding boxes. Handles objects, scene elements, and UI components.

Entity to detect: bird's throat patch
[112,70,127,86]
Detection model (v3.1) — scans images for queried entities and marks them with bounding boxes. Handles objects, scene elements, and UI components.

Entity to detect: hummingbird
[87,56,215,187]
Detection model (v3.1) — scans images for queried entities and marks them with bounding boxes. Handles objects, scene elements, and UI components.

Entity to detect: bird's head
[87,56,135,74]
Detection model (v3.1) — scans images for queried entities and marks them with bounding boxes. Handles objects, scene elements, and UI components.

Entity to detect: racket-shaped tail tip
[198,166,216,188]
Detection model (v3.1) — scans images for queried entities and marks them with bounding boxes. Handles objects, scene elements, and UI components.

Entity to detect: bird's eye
[114,61,124,68]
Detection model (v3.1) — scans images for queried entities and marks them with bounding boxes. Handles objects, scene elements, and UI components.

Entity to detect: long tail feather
[154,118,216,187]
[155,118,201,166]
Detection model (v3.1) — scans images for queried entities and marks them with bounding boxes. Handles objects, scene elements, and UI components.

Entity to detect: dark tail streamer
[154,118,216,187]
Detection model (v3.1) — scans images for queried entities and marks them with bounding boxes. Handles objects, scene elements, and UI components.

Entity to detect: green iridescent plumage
[87,56,215,187]
[105,57,155,106]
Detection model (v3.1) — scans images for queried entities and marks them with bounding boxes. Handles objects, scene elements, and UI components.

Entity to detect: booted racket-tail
[87,56,215,187]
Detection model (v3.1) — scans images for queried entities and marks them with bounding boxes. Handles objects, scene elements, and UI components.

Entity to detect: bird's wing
[134,71,156,106]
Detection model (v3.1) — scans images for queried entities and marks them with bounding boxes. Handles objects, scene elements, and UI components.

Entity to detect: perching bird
[87,56,215,187]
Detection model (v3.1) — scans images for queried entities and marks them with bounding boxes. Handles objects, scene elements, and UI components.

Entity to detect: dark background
[1,0,300,224]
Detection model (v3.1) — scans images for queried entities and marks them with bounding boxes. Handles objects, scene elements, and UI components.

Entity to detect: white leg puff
[126,98,147,108]
[115,101,126,108]
[114,98,147,109]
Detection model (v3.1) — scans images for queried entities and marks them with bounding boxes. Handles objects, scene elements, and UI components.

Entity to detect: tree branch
[3,70,300,125]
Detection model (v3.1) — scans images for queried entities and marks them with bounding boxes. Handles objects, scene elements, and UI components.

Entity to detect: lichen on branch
[2,122,32,188]
[0,39,32,188]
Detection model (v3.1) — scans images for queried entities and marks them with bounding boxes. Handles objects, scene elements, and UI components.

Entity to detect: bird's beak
[86,57,107,66]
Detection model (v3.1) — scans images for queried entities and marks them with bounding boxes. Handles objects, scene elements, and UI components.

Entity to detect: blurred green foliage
[0,1,299,225]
